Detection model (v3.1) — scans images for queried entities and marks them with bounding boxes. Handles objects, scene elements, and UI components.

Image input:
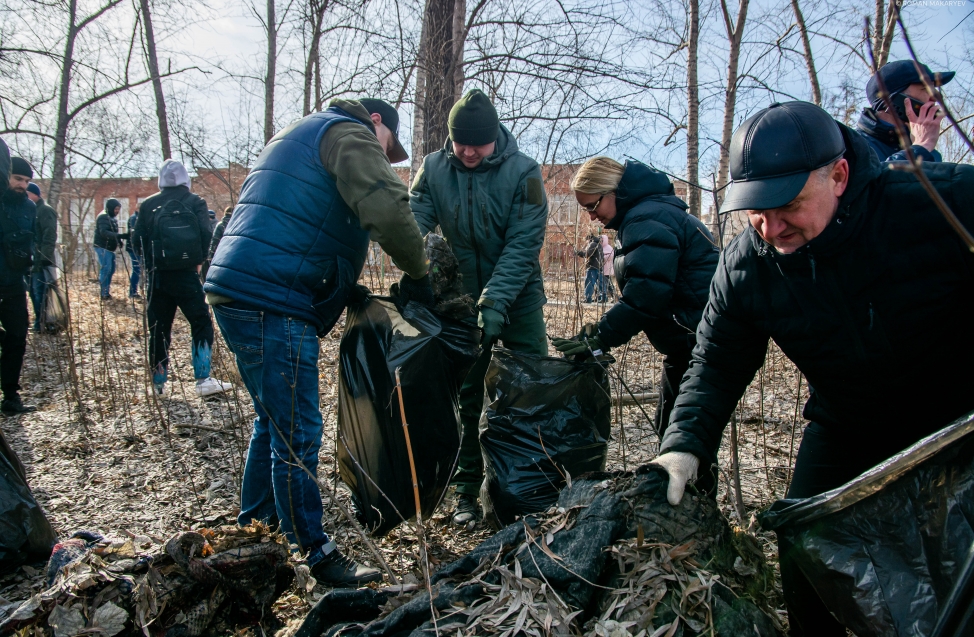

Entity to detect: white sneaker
[154,382,166,396]
[196,377,233,397]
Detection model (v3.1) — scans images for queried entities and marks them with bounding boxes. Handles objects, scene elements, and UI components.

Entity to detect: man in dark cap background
[26,182,58,331]
[410,88,549,528]
[856,59,953,163]
[650,100,974,634]
[0,151,38,415]
[205,97,432,587]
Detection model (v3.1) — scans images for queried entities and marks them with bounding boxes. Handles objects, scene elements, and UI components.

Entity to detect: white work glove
[651,452,699,506]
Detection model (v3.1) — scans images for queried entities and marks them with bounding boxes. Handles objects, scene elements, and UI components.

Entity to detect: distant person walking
[26,182,58,331]
[576,234,604,303]
[126,208,141,298]
[600,234,615,301]
[132,159,232,398]
[93,198,125,299]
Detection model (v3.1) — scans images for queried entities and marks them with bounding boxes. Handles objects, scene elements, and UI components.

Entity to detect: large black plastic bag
[337,297,481,536]
[0,430,57,569]
[480,349,611,527]
[760,410,974,637]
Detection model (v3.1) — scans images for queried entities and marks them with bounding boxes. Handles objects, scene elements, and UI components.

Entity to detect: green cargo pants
[453,307,548,496]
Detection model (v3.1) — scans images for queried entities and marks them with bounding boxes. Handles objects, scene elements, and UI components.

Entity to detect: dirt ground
[0,271,808,631]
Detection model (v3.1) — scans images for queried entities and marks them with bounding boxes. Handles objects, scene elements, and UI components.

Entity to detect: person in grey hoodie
[131,160,232,398]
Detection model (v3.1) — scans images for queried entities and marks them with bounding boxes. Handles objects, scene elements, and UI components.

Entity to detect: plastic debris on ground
[0,522,296,637]
[337,297,481,536]
[480,348,612,528]
[761,409,974,637]
[0,429,56,572]
[292,466,784,636]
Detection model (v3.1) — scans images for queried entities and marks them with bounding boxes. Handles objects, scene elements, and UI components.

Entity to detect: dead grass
[0,269,808,632]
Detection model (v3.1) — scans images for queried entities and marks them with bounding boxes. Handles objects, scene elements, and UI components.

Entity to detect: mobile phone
[889,93,934,122]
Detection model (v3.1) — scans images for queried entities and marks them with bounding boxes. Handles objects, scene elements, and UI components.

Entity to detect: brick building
[39,162,688,272]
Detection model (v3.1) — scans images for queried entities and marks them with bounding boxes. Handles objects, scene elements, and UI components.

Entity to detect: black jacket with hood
[94,199,122,252]
[133,162,210,272]
[597,161,719,356]
[660,123,974,466]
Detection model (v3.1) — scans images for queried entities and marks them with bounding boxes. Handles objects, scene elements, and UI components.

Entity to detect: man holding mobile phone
[856,59,953,163]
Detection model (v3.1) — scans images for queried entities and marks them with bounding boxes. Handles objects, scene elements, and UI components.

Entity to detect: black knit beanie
[448,89,499,146]
[10,156,33,179]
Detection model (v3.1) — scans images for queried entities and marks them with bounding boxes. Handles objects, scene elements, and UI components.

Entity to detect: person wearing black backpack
[0,149,38,415]
[131,159,232,398]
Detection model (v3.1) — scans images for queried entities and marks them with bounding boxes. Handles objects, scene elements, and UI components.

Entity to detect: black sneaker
[452,494,480,527]
[2,396,37,415]
[311,548,382,587]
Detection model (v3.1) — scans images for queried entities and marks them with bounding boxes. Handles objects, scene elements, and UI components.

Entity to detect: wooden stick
[394,367,438,635]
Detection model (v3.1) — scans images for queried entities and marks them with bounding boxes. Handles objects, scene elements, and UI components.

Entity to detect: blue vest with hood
[204,108,371,334]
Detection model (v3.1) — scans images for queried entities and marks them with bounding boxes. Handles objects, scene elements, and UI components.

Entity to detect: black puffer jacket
[660,123,974,466]
[597,161,719,356]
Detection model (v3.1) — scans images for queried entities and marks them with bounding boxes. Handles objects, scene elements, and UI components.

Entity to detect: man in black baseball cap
[857,59,954,163]
[651,100,974,634]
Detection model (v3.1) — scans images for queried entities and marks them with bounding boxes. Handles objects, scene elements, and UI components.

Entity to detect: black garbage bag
[479,348,612,528]
[0,430,57,569]
[760,410,974,637]
[42,282,68,334]
[337,297,481,536]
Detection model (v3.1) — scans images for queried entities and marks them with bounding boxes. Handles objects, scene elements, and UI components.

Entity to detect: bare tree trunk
[452,0,466,96]
[411,12,430,177]
[715,0,749,209]
[302,0,329,116]
[264,0,277,143]
[791,0,820,106]
[139,0,172,159]
[686,0,700,219]
[418,0,464,158]
[49,0,81,212]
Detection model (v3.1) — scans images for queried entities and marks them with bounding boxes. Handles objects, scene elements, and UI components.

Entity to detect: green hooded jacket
[410,124,547,319]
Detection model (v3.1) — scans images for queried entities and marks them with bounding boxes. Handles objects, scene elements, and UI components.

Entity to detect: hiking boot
[311,548,382,587]
[2,396,37,415]
[452,494,480,527]
[196,377,232,397]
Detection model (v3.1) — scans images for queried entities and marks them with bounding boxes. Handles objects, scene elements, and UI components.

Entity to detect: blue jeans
[583,269,605,302]
[95,247,115,297]
[30,270,51,331]
[127,251,141,296]
[213,304,333,565]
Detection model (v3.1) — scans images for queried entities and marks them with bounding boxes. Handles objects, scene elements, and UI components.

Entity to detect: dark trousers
[656,347,692,435]
[781,422,931,635]
[147,270,214,382]
[0,294,28,399]
[454,308,548,496]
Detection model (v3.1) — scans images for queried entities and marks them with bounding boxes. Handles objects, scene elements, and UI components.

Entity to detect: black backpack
[150,199,202,270]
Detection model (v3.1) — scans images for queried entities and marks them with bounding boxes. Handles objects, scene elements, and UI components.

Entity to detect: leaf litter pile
[0,271,802,636]
[289,467,784,636]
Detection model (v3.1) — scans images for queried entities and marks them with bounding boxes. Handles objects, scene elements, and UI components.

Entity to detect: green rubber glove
[478,307,505,346]
[553,323,607,357]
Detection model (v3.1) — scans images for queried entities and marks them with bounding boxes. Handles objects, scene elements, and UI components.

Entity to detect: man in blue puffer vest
[204,98,432,587]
